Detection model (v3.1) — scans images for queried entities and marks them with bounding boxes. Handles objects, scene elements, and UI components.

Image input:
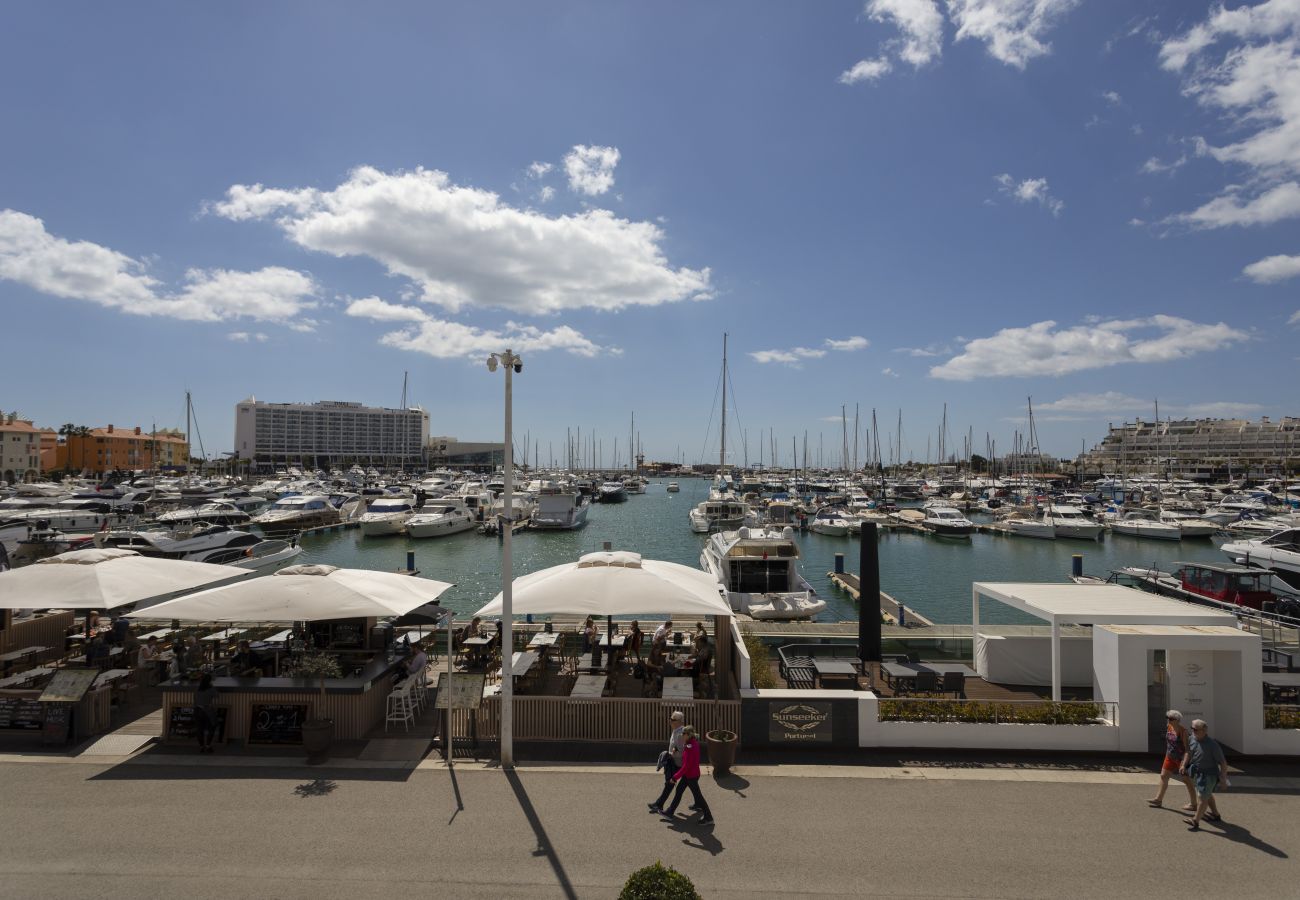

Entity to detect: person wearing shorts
[1180,719,1228,831]
[1147,710,1196,811]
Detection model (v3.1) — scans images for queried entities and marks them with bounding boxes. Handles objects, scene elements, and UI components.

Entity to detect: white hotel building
[234,399,430,470]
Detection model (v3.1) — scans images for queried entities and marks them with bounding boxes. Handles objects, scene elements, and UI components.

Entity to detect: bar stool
[386,682,415,732]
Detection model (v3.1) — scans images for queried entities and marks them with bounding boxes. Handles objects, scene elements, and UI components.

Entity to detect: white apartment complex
[234,399,430,469]
[1080,416,1299,478]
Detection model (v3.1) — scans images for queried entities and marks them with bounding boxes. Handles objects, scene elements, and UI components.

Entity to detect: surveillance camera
[513,360,523,374]
[486,355,498,372]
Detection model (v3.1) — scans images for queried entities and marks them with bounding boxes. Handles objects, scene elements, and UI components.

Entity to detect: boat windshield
[369,500,412,512]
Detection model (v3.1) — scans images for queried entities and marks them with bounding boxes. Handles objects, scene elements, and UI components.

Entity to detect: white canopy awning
[475,550,732,619]
[972,582,1236,700]
[130,564,453,622]
[0,547,249,610]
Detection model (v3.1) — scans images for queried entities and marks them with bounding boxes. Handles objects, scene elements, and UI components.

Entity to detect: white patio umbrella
[130,563,453,622]
[474,550,731,619]
[0,547,250,611]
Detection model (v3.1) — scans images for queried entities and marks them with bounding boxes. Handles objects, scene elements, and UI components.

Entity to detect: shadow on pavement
[505,769,578,900]
[713,772,750,797]
[447,762,464,825]
[1201,820,1290,858]
[293,778,338,798]
[662,815,724,857]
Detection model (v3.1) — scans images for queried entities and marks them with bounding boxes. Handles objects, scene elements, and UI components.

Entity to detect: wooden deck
[765,659,1093,702]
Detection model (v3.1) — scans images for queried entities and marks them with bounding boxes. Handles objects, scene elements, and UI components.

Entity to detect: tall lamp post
[486,349,522,768]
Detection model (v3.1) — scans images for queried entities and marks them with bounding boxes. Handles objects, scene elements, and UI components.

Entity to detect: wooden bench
[785,666,816,690]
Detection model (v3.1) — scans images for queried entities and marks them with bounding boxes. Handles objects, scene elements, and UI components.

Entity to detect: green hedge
[741,629,777,689]
[1264,705,1300,730]
[619,862,701,900]
[879,699,1105,725]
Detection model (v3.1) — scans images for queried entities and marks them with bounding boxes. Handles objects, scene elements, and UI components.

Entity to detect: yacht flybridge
[689,497,755,533]
[1221,528,1300,592]
[531,483,590,530]
[359,496,417,536]
[1040,504,1103,541]
[406,498,477,538]
[700,526,826,620]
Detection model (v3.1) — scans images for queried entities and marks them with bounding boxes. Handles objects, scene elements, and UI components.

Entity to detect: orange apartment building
[56,425,189,475]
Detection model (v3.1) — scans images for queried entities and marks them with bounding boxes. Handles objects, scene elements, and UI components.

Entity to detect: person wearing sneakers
[648,710,685,815]
[660,725,713,827]
[1147,710,1196,812]
[1181,718,1229,831]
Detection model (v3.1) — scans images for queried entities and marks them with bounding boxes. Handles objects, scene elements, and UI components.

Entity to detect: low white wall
[730,619,751,690]
[1250,726,1300,756]
[857,695,1122,752]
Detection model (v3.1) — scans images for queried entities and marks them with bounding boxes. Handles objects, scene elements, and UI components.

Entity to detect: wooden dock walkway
[826,572,936,628]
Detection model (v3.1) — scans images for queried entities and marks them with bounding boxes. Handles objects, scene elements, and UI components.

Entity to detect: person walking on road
[1147,710,1196,811]
[648,710,685,814]
[660,725,713,827]
[1181,718,1229,830]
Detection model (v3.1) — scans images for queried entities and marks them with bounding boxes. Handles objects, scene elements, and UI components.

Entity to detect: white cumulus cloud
[948,0,1081,70]
[751,336,870,367]
[1037,392,1148,414]
[563,145,620,196]
[0,209,317,324]
[930,316,1250,380]
[1159,2,1300,228]
[870,0,945,66]
[839,57,895,83]
[227,331,269,343]
[345,298,609,359]
[1243,252,1300,282]
[209,166,710,315]
[993,173,1064,216]
[527,162,553,178]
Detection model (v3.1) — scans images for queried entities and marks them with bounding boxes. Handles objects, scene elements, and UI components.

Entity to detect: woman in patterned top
[1147,709,1196,811]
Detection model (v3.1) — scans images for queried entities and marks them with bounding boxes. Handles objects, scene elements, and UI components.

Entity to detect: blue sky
[2,1,1297,465]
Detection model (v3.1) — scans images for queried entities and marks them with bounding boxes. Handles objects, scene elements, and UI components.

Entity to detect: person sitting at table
[228,640,263,678]
[689,636,713,687]
[581,616,596,653]
[466,616,483,639]
[86,610,101,634]
[86,634,111,666]
[404,644,428,682]
[109,614,131,645]
[644,633,668,694]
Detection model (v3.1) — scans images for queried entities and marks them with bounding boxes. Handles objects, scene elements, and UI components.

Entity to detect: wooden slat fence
[468,696,741,743]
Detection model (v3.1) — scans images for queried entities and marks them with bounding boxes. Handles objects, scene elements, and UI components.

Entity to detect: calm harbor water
[296,477,1231,625]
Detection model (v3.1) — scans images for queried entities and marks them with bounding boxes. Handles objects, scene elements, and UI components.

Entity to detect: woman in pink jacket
[660,725,714,826]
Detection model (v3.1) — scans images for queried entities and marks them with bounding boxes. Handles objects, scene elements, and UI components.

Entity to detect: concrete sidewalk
[0,754,1296,899]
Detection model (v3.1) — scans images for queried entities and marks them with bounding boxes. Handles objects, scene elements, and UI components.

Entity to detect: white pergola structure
[972,583,1236,701]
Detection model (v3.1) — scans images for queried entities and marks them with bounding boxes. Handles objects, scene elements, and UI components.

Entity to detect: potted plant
[618,861,700,900]
[705,728,738,776]
[284,650,342,761]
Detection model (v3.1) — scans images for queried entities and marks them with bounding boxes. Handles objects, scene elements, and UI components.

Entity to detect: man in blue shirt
[1180,718,1229,830]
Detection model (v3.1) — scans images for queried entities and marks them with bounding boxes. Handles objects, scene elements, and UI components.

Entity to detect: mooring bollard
[1072,554,1083,578]
[834,553,844,574]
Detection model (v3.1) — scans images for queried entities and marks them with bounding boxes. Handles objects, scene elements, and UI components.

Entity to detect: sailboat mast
[719,333,728,470]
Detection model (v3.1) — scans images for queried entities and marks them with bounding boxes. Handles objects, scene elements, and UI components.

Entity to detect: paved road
[0,758,1295,899]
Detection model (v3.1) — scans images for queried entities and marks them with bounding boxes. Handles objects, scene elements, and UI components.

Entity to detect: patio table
[202,628,246,643]
[661,676,695,701]
[137,628,177,642]
[917,662,978,678]
[881,661,920,691]
[0,646,47,672]
[569,673,607,700]
[812,658,860,688]
[0,667,52,688]
[503,650,539,680]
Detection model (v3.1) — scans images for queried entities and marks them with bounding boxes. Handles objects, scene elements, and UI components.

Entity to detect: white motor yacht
[688,497,754,533]
[406,498,478,538]
[157,500,252,528]
[666,482,680,493]
[598,481,629,503]
[999,512,1056,540]
[1221,528,1300,592]
[96,524,301,572]
[530,484,590,530]
[1109,508,1182,541]
[359,496,418,536]
[809,508,853,537]
[921,504,975,538]
[700,526,827,620]
[1040,504,1104,541]
[251,494,341,534]
[1158,508,1218,538]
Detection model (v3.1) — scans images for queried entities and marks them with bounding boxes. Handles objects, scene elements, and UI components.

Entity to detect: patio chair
[913,671,938,695]
[941,671,965,698]
[905,653,921,664]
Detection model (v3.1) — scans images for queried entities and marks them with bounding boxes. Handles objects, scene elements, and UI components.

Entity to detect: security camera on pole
[486,349,521,767]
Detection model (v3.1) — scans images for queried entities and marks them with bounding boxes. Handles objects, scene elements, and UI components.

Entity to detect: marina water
[297,477,1230,625]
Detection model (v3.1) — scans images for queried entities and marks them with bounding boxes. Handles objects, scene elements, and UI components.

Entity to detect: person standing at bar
[648,711,685,815]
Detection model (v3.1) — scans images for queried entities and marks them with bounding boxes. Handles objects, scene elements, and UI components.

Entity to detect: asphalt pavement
[0,752,1296,899]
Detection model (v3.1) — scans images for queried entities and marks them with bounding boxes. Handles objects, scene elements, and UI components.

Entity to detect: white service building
[233,398,430,469]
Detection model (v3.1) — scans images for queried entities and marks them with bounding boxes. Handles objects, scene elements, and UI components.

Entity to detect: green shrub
[878,699,1105,725]
[1264,705,1300,729]
[741,628,777,689]
[619,861,701,900]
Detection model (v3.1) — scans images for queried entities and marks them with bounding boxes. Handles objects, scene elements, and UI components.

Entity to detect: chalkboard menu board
[168,706,228,742]
[0,696,43,730]
[248,703,308,744]
[42,703,71,745]
[39,668,98,703]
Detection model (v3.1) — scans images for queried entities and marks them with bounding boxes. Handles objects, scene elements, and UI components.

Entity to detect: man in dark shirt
[228,641,262,677]
[1180,718,1229,830]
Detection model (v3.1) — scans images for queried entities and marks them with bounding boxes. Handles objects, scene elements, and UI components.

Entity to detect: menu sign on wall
[1167,650,1214,726]
[769,701,832,742]
[0,697,43,730]
[168,706,229,743]
[248,703,308,744]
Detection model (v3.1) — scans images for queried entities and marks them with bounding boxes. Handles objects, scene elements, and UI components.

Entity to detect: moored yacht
[96,524,301,572]
[666,482,680,493]
[688,496,754,533]
[406,498,478,538]
[809,508,853,536]
[598,481,629,503]
[700,526,827,620]
[359,496,417,536]
[531,483,591,530]
[921,504,975,537]
[1040,504,1104,541]
[157,500,251,529]
[1108,508,1182,541]
[252,494,341,534]
[1221,528,1300,592]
